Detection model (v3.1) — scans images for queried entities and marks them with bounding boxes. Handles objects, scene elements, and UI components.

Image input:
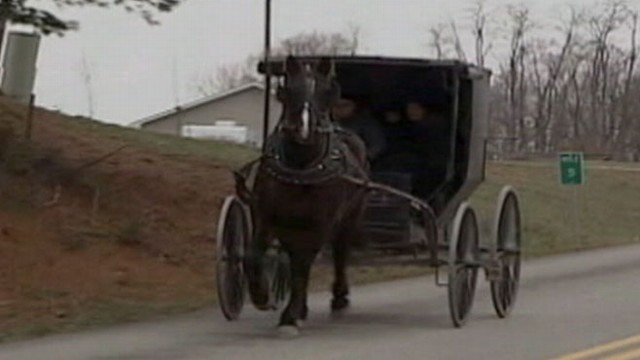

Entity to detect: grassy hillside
[0,98,258,342]
[0,97,638,342]
[471,162,640,257]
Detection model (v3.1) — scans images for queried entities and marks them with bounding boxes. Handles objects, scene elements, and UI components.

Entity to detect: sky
[6,0,623,125]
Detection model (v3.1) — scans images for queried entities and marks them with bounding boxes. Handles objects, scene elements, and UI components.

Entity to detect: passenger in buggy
[405,100,449,154]
[404,100,450,204]
[378,109,413,160]
[375,99,450,207]
[331,96,387,162]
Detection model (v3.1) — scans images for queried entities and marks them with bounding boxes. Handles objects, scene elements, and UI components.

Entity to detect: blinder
[276,72,339,138]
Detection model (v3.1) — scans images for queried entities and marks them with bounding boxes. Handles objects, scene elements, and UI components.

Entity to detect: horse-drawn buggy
[215,55,522,334]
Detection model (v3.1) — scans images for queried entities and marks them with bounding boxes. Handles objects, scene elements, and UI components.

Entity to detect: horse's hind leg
[331,197,367,313]
[331,235,350,312]
[278,247,317,334]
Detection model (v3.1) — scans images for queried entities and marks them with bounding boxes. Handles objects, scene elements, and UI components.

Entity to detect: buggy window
[332,64,453,118]
[330,63,456,203]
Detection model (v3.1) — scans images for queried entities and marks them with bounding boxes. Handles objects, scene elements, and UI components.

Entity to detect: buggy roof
[259,55,491,111]
[257,55,491,77]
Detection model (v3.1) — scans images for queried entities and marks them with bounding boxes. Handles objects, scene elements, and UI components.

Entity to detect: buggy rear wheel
[448,203,480,328]
[216,195,250,321]
[490,187,522,318]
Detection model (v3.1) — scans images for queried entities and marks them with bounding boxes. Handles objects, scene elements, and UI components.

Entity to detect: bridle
[261,58,351,184]
[276,69,338,144]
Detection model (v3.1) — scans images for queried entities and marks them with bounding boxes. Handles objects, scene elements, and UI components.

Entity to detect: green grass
[470,160,640,258]
[62,117,259,166]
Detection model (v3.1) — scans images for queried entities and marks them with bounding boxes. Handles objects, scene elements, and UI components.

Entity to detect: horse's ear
[285,55,302,76]
[316,57,333,77]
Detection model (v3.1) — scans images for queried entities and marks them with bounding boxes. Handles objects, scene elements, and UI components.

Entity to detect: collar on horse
[260,124,357,186]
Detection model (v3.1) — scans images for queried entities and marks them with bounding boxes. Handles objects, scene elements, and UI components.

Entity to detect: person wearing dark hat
[332,97,386,162]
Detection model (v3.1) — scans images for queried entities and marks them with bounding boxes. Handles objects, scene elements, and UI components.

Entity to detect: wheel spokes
[491,190,522,318]
[449,206,480,326]
[216,197,249,321]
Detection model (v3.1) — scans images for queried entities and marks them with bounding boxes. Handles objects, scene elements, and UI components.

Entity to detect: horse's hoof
[254,304,272,311]
[277,325,300,337]
[248,285,271,311]
[295,319,305,328]
[331,297,350,312]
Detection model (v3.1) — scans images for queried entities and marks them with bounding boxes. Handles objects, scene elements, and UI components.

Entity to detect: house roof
[130,82,269,128]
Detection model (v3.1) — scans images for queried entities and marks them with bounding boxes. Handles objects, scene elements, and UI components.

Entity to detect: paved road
[2,244,640,360]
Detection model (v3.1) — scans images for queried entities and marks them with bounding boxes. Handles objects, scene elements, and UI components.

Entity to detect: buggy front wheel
[216,195,250,321]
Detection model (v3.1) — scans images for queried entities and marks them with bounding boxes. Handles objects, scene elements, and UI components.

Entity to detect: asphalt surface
[2,244,640,360]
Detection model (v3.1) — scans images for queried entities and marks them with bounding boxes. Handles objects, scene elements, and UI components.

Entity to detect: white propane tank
[1,31,41,105]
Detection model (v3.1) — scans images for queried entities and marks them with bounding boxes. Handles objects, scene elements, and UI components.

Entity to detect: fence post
[25,93,35,141]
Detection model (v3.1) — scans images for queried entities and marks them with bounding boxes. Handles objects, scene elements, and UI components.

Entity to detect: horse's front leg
[278,246,317,335]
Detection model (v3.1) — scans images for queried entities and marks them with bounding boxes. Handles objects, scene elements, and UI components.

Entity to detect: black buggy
[216,56,523,327]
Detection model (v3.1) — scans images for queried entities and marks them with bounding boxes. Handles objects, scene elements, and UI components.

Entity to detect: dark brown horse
[246,56,369,335]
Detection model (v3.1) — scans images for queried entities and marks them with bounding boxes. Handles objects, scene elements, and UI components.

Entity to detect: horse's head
[277,56,340,145]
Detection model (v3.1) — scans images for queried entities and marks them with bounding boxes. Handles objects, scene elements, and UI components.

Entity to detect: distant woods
[430,0,639,160]
[197,0,639,161]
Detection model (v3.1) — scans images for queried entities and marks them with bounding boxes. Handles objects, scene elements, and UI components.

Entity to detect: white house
[130,83,281,147]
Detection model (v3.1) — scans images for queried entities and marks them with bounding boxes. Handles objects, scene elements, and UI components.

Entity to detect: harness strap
[261,130,349,185]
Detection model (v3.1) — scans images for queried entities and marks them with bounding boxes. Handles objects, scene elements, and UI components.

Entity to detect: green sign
[559,152,585,185]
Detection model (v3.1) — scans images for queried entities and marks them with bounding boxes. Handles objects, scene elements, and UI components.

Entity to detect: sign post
[558,152,585,244]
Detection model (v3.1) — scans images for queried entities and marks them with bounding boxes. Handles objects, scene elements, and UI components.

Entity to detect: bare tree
[527,8,580,153]
[428,23,448,59]
[193,28,361,95]
[629,9,640,160]
[615,7,638,157]
[193,58,259,96]
[469,0,493,66]
[481,0,640,160]
[448,20,468,61]
[276,30,358,56]
[503,4,532,154]
[566,50,589,142]
[585,0,628,150]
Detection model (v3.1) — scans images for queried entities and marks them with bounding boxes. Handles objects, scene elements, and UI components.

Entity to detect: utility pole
[261,0,272,151]
[0,1,11,70]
